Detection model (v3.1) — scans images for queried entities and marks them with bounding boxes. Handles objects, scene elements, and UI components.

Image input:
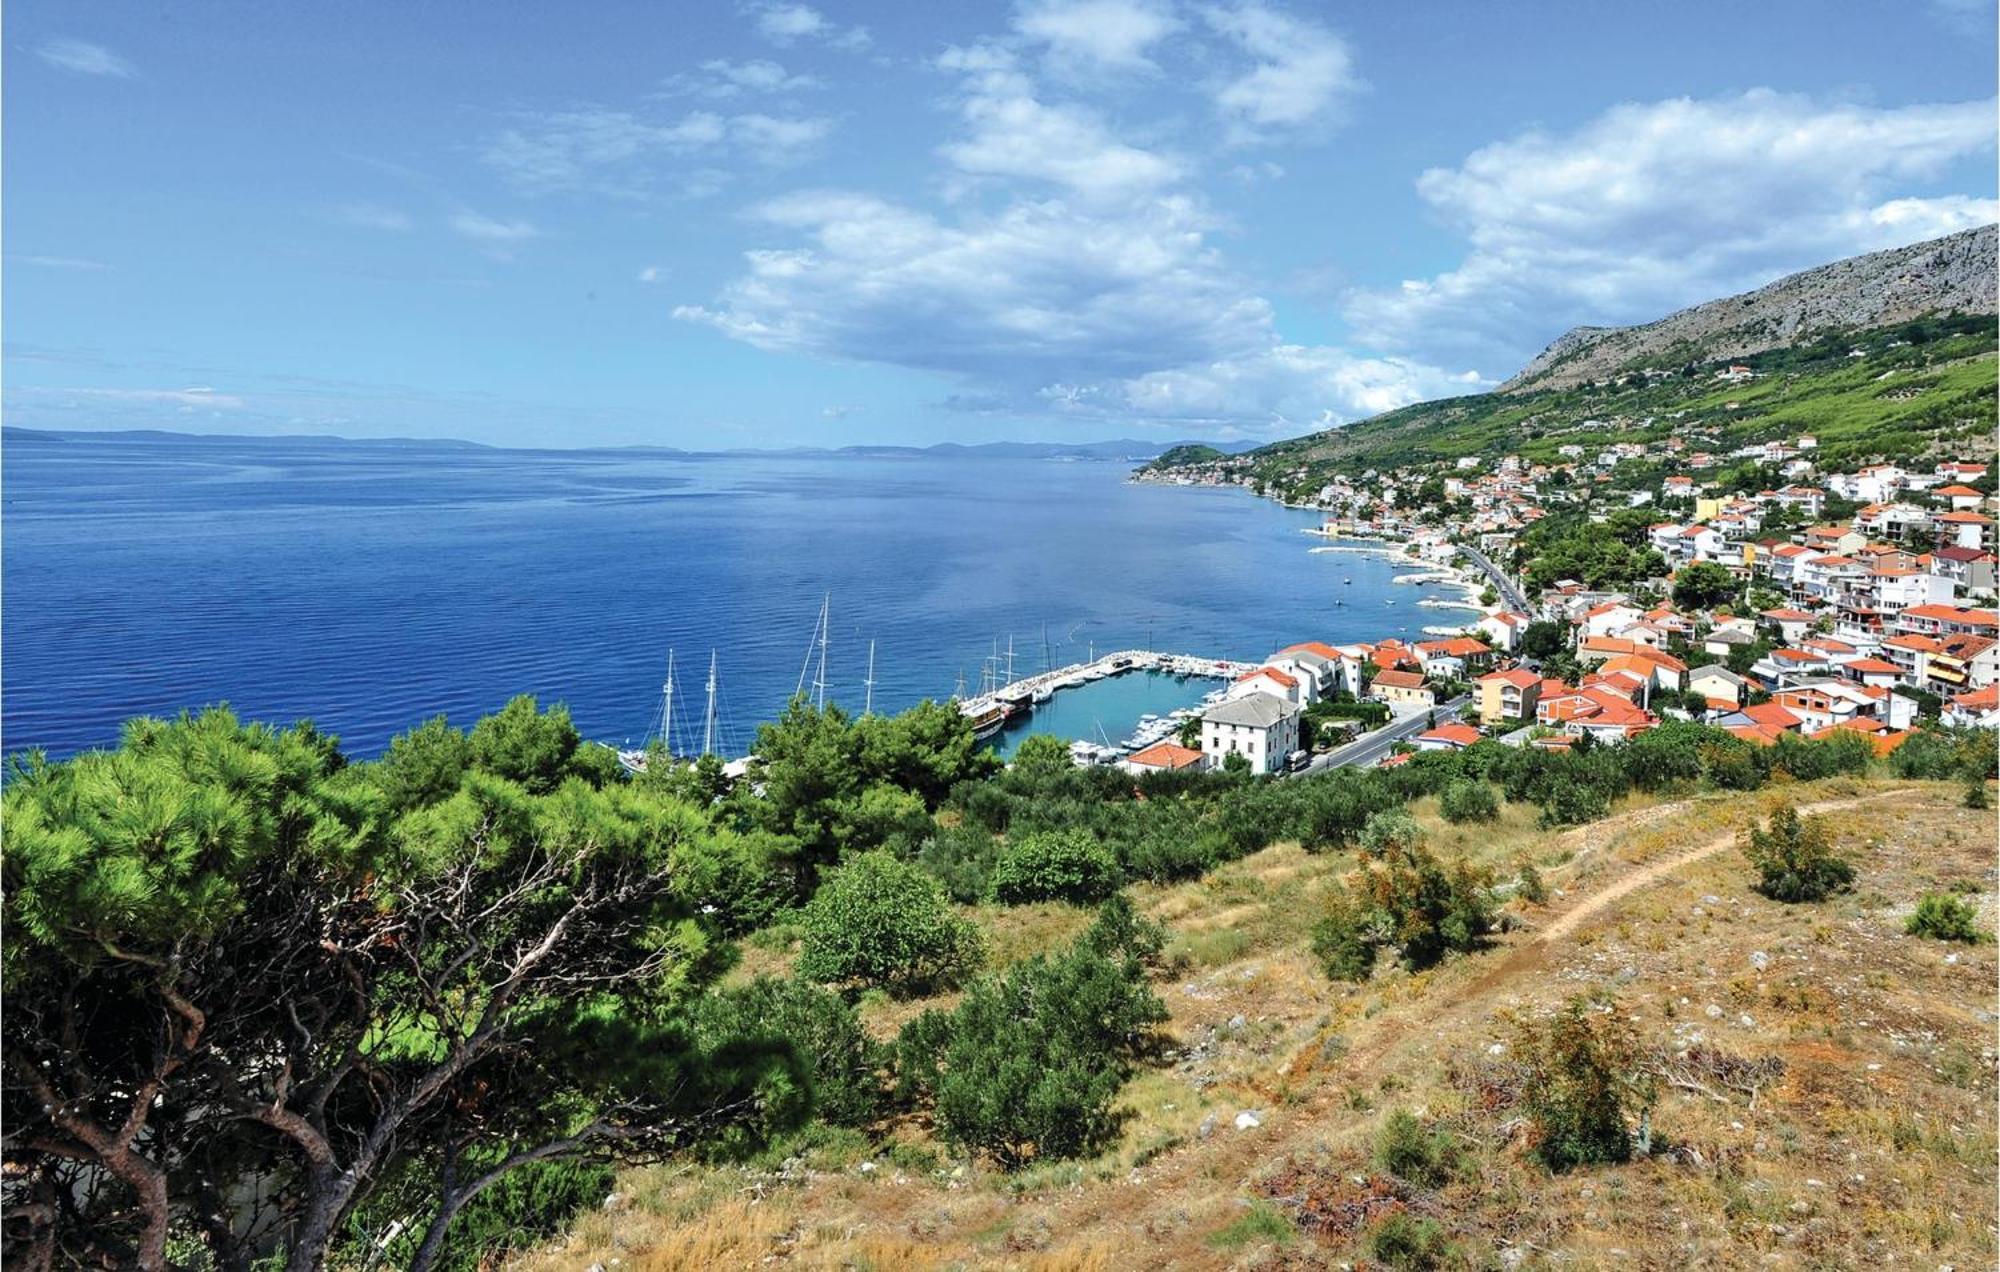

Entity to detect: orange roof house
[1124,742,1206,770]
[1235,666,1299,691]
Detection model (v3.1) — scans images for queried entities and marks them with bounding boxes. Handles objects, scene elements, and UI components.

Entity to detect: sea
[0,432,1481,761]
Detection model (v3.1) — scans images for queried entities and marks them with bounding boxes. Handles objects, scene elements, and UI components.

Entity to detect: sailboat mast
[702,651,718,756]
[659,650,676,757]
[813,593,830,710]
[1042,622,1051,675]
[863,638,876,717]
[1005,634,1015,688]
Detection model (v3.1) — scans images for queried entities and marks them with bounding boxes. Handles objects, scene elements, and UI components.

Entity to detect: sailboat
[953,646,1008,741]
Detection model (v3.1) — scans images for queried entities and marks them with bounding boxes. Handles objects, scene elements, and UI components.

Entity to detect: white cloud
[7,254,111,271]
[333,202,414,232]
[1345,91,2000,372]
[935,45,1181,201]
[677,191,1271,384]
[34,386,245,410]
[37,38,134,77]
[637,265,667,283]
[483,106,830,196]
[675,25,1480,433]
[1201,3,1358,138]
[1015,0,1182,73]
[746,2,869,49]
[663,58,821,99]
[448,211,541,260]
[1101,347,1484,428]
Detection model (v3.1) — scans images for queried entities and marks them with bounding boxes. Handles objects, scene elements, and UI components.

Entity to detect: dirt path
[1536,790,1906,944]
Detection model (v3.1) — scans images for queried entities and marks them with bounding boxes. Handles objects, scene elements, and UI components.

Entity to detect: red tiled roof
[1843,658,1901,675]
[1480,667,1540,688]
[1279,641,1345,661]
[1371,669,1428,690]
[1126,742,1205,770]
[1237,666,1299,689]
[1418,723,1482,747]
[1741,702,1803,731]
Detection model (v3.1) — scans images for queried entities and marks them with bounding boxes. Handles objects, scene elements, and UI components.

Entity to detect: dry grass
[515,779,1998,1270]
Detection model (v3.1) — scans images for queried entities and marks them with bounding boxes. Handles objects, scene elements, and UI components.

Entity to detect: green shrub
[1366,1210,1455,1270]
[1359,809,1425,857]
[796,851,983,994]
[1311,891,1381,982]
[1311,821,1493,981]
[1966,779,1991,810]
[1907,893,1981,943]
[686,976,884,1153]
[1374,1109,1464,1189]
[1741,804,1854,903]
[896,898,1167,1167]
[1438,779,1499,824]
[1516,862,1548,905]
[988,829,1121,905]
[1512,994,1654,1171]
[1538,779,1610,827]
[917,824,1001,904]
[1206,1201,1295,1251]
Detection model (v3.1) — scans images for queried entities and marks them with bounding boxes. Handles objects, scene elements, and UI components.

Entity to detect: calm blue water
[1,433,1478,759]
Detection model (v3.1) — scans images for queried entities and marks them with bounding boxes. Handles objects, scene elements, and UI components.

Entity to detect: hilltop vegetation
[10,692,1993,1269]
[1150,311,1996,501]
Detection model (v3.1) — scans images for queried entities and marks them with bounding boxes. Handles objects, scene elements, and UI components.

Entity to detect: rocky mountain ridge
[1503,224,1998,392]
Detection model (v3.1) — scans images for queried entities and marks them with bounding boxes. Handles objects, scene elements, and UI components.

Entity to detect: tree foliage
[795,851,983,994]
[1741,803,1854,903]
[988,829,1122,904]
[1511,994,1654,1172]
[1,703,779,1272]
[896,899,1166,1167]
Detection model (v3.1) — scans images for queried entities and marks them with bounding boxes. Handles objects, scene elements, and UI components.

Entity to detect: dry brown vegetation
[517,779,1998,1270]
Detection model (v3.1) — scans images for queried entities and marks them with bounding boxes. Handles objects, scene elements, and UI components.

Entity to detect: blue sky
[6,1,1995,447]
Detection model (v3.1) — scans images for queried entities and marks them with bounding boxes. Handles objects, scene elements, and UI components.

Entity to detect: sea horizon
[2,429,1474,761]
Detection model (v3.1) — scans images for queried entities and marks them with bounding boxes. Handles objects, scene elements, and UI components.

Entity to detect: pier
[983,648,1260,706]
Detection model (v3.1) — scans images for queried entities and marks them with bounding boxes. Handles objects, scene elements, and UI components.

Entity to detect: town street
[1300,694,1473,773]
[1458,543,1530,612]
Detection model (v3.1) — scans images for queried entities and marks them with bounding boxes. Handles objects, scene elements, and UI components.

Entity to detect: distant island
[1,425,1262,464]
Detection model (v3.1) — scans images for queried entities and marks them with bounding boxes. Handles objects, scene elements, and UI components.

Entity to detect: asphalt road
[1457,543,1530,613]
[1296,694,1473,774]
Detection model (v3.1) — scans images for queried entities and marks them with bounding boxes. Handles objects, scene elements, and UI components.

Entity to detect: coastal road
[1457,543,1530,613]
[1298,695,1472,774]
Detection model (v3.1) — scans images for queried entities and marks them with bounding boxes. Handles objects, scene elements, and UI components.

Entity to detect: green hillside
[1159,313,1996,498]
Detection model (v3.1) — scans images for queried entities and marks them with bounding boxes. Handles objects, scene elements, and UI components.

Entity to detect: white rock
[1234,1110,1263,1131]
[1750,950,1770,971]
[1705,1004,1723,1019]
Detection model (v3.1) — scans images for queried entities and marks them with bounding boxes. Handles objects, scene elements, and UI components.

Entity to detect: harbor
[957,649,1260,763]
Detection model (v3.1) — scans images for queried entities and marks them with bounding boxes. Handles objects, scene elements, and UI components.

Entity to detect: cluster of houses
[1120,632,1504,776]
[1128,442,1998,774]
[1496,455,1999,748]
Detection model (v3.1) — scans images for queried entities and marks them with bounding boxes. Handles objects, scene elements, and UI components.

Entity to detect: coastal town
[1115,429,1999,776]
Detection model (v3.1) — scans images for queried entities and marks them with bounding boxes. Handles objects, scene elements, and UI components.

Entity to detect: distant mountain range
[1,427,1261,462]
[1502,224,1998,393]
[1144,225,1998,490]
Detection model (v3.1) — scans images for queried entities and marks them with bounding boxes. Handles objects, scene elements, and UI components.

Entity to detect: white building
[1199,693,1302,775]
